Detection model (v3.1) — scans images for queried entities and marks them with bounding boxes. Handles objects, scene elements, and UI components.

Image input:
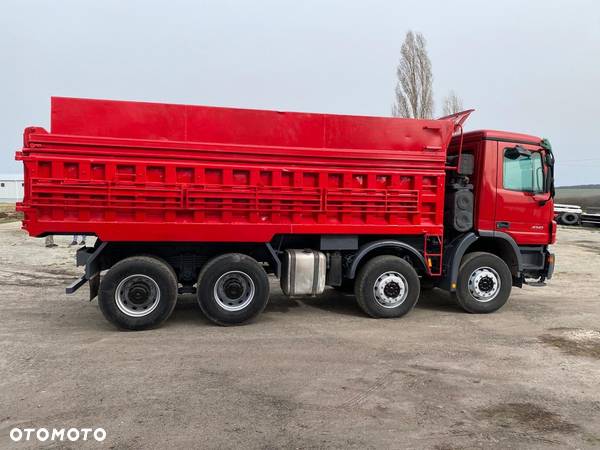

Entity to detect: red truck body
[15,97,556,329]
[18,97,456,242]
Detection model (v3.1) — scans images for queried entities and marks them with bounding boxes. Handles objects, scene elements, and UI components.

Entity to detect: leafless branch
[442,90,464,116]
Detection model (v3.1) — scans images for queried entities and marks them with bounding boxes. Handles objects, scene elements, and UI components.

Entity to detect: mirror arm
[538,196,551,206]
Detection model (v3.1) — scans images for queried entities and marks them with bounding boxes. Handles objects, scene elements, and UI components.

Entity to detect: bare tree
[442,90,464,116]
[392,31,434,119]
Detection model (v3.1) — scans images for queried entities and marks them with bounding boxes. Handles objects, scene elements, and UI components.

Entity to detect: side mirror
[545,164,554,194]
[539,157,555,205]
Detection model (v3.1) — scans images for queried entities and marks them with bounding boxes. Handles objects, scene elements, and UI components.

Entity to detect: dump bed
[17,97,460,242]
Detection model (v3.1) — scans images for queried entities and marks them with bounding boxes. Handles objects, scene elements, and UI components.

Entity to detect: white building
[0,174,24,202]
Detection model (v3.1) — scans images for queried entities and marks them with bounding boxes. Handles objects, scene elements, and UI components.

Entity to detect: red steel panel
[18,97,460,242]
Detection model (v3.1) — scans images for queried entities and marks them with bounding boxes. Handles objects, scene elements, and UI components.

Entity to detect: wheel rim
[214,271,255,312]
[467,266,501,302]
[373,271,408,308]
[115,274,161,317]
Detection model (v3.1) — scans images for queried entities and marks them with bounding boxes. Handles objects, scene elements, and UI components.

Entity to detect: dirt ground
[0,203,22,224]
[0,220,599,449]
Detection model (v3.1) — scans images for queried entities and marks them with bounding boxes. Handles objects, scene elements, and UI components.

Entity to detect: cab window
[503,149,544,193]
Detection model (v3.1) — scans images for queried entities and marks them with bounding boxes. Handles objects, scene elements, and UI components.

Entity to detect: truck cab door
[494,142,552,245]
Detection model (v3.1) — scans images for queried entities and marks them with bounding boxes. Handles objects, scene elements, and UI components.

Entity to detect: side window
[503,150,544,193]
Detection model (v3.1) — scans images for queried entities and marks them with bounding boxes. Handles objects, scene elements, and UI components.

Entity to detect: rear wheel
[454,252,512,313]
[98,256,178,330]
[197,253,269,326]
[354,255,420,318]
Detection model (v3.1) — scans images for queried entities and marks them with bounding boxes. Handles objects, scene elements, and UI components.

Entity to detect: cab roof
[461,129,542,145]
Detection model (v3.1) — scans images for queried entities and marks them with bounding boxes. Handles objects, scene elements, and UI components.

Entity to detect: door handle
[496,221,510,229]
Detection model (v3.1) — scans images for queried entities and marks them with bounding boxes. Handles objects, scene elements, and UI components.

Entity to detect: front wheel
[197,253,270,326]
[354,255,420,318]
[454,252,512,313]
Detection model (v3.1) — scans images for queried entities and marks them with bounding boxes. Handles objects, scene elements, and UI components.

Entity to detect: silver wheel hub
[468,267,501,302]
[115,274,161,317]
[373,271,408,308]
[214,271,255,311]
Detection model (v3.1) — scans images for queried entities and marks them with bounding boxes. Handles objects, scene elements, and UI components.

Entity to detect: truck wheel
[98,256,178,330]
[560,212,579,226]
[196,253,269,326]
[454,252,512,314]
[354,255,420,318]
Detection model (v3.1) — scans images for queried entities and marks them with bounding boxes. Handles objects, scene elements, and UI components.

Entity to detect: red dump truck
[16,97,556,329]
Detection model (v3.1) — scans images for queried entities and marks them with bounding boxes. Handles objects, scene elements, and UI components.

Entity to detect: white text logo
[10,427,106,442]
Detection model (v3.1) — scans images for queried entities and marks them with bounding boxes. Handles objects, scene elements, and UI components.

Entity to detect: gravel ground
[0,222,599,449]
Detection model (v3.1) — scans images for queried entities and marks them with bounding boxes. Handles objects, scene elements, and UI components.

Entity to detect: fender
[347,240,427,279]
[440,230,523,291]
[439,232,478,291]
[478,230,523,273]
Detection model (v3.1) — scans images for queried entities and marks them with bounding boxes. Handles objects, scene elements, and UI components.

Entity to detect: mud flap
[66,241,107,299]
[89,272,100,300]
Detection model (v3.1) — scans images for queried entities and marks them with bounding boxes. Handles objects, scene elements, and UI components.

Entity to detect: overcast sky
[1,0,599,185]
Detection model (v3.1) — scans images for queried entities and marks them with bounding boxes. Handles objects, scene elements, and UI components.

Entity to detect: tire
[98,256,178,330]
[560,212,579,226]
[197,253,269,326]
[354,255,420,318]
[454,252,512,314]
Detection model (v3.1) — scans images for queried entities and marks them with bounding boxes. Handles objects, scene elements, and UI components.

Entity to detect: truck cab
[443,129,556,296]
